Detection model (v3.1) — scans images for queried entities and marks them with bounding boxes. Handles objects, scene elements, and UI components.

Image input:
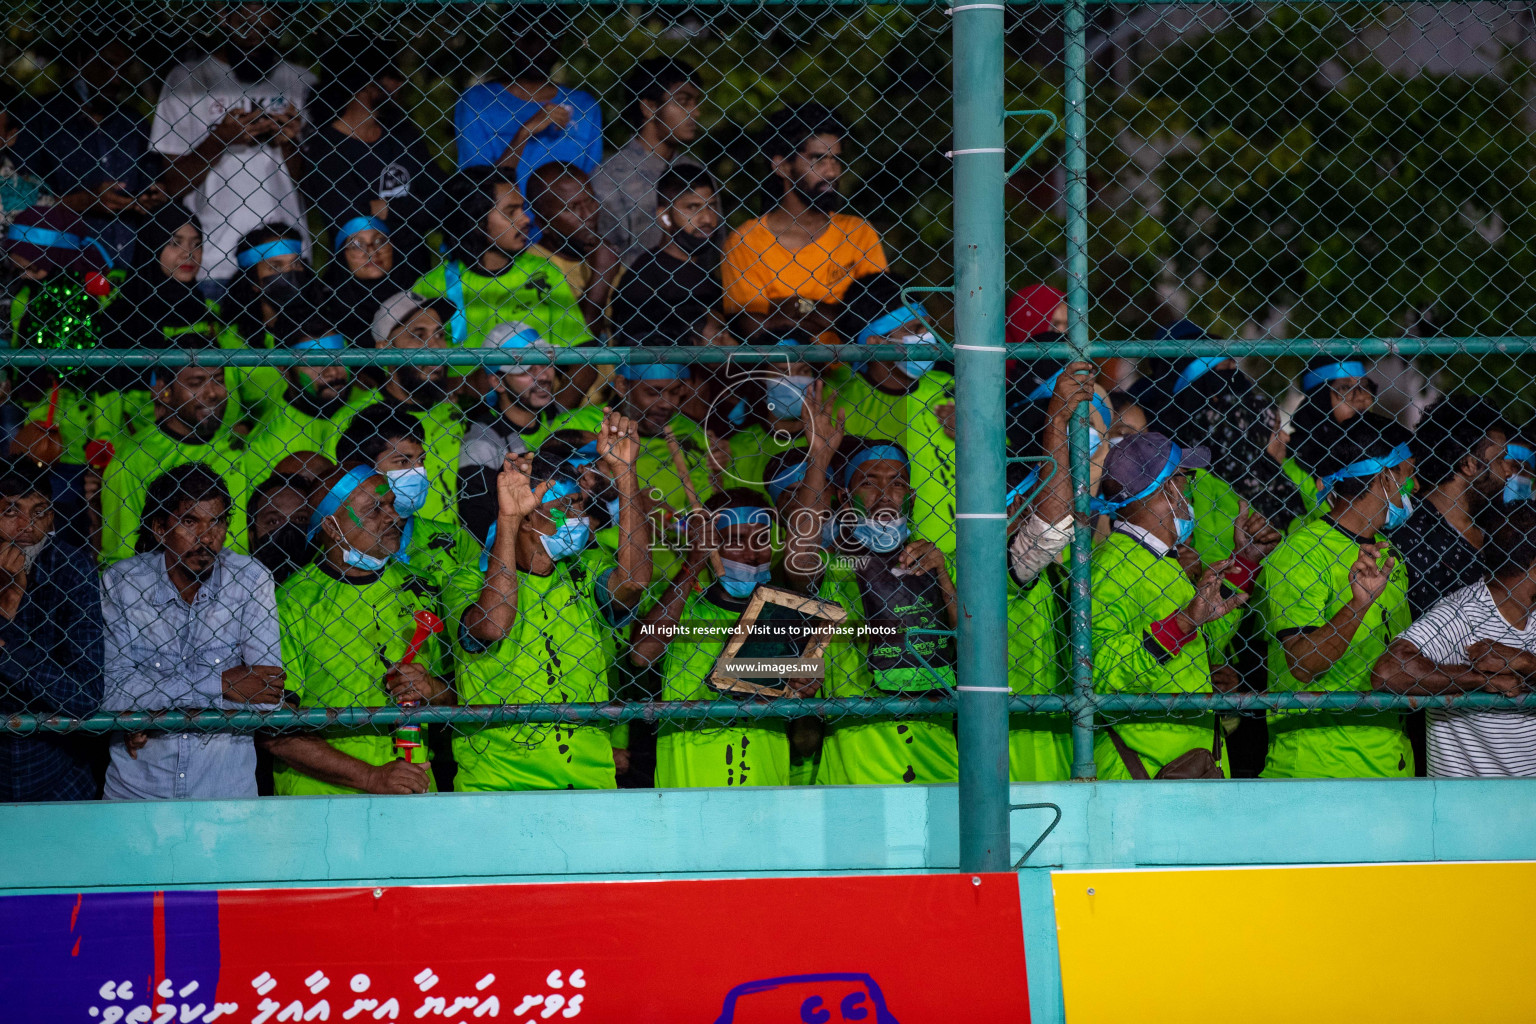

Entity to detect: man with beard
[525,162,617,330]
[100,363,253,565]
[327,292,464,524]
[1395,397,1528,617]
[243,310,352,485]
[461,320,562,467]
[592,57,703,267]
[100,463,284,800]
[608,164,723,344]
[10,33,168,267]
[722,102,886,319]
[0,457,105,801]
[151,1,313,295]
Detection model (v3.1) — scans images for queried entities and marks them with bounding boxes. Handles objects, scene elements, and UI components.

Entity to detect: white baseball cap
[485,321,556,375]
[371,290,428,346]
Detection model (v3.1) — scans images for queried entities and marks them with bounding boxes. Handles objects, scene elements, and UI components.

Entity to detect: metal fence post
[952,0,1011,872]
[1062,0,1098,780]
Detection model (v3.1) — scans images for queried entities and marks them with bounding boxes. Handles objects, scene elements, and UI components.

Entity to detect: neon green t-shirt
[1008,567,1072,782]
[815,554,959,786]
[827,366,956,553]
[328,392,465,525]
[727,425,807,500]
[654,588,793,788]
[1090,530,1228,780]
[396,514,479,592]
[273,561,445,796]
[411,255,591,351]
[444,553,619,792]
[242,389,351,486]
[99,425,253,566]
[218,326,289,418]
[1260,518,1413,778]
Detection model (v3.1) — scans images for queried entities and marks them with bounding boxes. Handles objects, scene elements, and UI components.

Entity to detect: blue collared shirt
[100,549,283,800]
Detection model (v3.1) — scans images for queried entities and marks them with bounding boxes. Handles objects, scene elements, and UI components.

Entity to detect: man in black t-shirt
[301,38,440,277]
[608,163,723,343]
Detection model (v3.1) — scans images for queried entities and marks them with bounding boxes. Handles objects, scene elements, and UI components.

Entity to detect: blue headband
[714,506,773,529]
[292,334,345,351]
[617,362,690,381]
[488,327,546,372]
[1508,444,1535,467]
[5,223,114,269]
[1301,361,1367,392]
[237,239,303,270]
[857,303,929,346]
[1090,442,1185,516]
[766,461,809,503]
[540,478,581,505]
[1004,468,1041,508]
[1025,367,1114,430]
[1172,357,1230,395]
[564,441,599,469]
[308,466,378,541]
[1317,442,1413,497]
[334,216,389,250]
[841,444,909,488]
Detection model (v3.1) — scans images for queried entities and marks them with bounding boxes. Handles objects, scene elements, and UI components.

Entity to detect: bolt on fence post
[1062,0,1098,781]
[952,0,1011,872]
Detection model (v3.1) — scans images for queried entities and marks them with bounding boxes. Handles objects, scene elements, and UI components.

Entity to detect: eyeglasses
[344,238,390,256]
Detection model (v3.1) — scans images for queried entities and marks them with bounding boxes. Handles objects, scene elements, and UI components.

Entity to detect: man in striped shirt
[1372,503,1536,777]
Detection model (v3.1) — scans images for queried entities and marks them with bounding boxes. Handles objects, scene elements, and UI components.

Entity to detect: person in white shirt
[151,2,314,292]
[1373,502,1536,777]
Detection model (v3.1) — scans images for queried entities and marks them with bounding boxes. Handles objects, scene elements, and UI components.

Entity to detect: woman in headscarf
[321,214,409,346]
[1287,353,1381,475]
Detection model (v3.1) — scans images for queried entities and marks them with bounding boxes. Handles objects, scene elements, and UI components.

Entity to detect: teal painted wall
[4,779,1534,1022]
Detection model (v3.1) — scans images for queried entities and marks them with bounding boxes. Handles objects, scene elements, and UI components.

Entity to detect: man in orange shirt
[722,103,887,322]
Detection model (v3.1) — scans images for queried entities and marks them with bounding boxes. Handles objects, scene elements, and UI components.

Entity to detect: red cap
[1005,284,1066,347]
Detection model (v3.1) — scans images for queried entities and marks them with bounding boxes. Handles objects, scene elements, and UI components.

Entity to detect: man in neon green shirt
[411,167,591,351]
[335,406,473,589]
[1088,432,1248,779]
[445,408,651,791]
[243,313,352,486]
[266,464,453,796]
[1262,424,1415,778]
[781,430,959,786]
[330,293,465,524]
[636,491,796,787]
[832,273,955,553]
[99,364,252,565]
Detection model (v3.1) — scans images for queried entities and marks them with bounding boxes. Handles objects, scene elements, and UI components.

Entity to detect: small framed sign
[711,585,848,697]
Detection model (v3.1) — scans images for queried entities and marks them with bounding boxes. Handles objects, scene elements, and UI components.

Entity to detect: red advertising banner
[0,873,1029,1023]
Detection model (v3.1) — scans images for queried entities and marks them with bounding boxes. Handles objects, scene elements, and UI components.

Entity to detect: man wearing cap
[460,320,563,468]
[100,362,252,566]
[266,462,450,796]
[1393,397,1527,617]
[242,310,351,486]
[445,409,649,791]
[546,359,723,532]
[1089,432,1250,779]
[829,273,957,553]
[635,489,798,788]
[1261,421,1415,778]
[781,437,958,786]
[328,291,465,524]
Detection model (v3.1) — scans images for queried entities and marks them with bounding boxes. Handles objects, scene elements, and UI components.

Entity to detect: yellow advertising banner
[1052,861,1536,1023]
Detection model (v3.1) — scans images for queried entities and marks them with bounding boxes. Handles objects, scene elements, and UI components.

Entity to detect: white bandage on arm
[1008,514,1074,585]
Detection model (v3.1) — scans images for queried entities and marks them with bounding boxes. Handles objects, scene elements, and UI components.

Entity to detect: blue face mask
[853,515,909,554]
[1505,475,1532,503]
[898,332,938,380]
[606,497,623,525]
[342,547,390,572]
[718,556,771,599]
[1386,491,1414,531]
[385,466,430,519]
[1174,515,1195,546]
[539,517,592,560]
[764,375,813,420]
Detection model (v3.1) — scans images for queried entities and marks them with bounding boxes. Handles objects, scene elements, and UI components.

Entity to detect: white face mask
[18,534,49,571]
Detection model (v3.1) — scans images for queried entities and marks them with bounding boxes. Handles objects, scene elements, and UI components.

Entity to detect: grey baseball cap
[1103,431,1210,501]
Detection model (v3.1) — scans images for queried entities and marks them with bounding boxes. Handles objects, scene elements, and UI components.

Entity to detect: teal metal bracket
[1010,801,1063,868]
[1005,109,1061,177]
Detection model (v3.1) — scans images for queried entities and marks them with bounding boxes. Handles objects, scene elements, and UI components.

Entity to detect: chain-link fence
[0,1,1533,807]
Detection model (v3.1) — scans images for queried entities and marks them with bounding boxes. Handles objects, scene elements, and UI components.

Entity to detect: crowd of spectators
[1,3,1533,802]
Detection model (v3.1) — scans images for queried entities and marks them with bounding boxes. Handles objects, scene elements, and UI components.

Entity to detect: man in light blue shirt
[101,463,285,800]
